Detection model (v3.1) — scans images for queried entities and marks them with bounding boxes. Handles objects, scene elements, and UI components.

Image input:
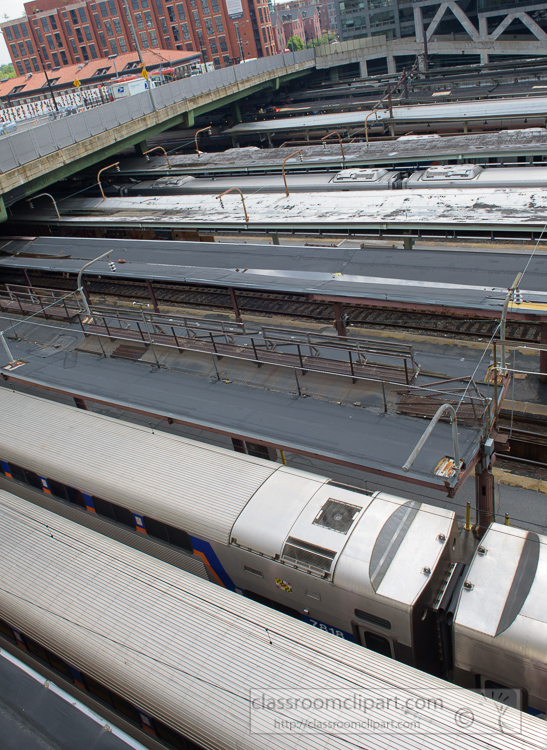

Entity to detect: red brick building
[269,10,286,53]
[280,9,306,47]
[1,0,277,72]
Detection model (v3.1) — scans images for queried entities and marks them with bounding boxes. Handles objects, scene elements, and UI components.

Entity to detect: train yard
[1,58,547,748]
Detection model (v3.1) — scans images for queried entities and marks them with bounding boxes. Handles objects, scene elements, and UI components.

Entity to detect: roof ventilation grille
[282,537,336,575]
[313,499,361,534]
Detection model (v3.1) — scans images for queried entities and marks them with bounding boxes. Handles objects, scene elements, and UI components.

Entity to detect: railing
[0,49,315,178]
[0,287,490,427]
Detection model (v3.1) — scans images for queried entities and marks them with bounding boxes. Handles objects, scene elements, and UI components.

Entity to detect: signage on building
[225,0,244,19]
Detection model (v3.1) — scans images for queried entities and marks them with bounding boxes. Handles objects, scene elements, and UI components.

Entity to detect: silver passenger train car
[2,491,542,750]
[404,164,547,189]
[113,165,547,197]
[0,389,546,718]
[0,388,456,673]
[453,524,546,717]
[116,168,402,195]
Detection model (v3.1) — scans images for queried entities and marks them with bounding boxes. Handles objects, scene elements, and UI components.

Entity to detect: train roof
[453,524,547,696]
[0,388,328,545]
[1,491,544,750]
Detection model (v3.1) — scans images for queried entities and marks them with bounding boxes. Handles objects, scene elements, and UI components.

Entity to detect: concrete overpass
[0,50,315,220]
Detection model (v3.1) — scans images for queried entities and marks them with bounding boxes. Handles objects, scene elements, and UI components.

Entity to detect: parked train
[0,388,545,718]
[108,165,547,196]
[2,491,542,750]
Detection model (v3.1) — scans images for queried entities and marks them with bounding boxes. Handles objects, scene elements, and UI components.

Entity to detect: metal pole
[26,193,61,221]
[215,187,249,222]
[97,162,120,200]
[195,126,212,157]
[76,250,113,315]
[500,273,522,374]
[38,49,59,112]
[282,149,303,197]
[402,403,460,474]
[143,146,171,170]
[0,332,14,362]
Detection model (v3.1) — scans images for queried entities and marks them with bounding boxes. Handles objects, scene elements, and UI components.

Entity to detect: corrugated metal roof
[0,389,279,544]
[1,492,545,750]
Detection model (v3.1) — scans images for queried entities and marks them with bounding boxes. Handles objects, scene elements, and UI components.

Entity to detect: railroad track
[14,273,540,344]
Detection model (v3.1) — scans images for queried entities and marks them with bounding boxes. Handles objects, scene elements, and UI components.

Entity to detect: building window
[50,16,58,30]
[110,39,118,54]
[192,9,201,28]
[10,42,19,58]
[213,56,220,67]
[54,33,62,48]
[108,0,117,12]
[99,31,107,48]
[167,5,176,22]
[209,38,217,53]
[144,10,153,26]
[79,8,88,23]
[135,12,144,29]
[35,27,44,43]
[223,54,229,65]
[52,52,60,66]
[90,44,98,58]
[31,57,39,71]
[160,17,168,34]
[140,31,149,47]
[131,0,139,8]
[201,0,209,13]
[211,0,219,11]
[60,51,68,65]
[172,25,180,40]
[84,25,93,41]
[214,15,223,33]
[24,59,31,73]
[118,36,127,51]
[16,61,24,75]
[42,17,50,32]
[149,29,158,45]
[5,27,13,41]
[176,3,186,20]
[70,39,78,55]
[40,45,49,60]
[99,2,109,18]
[181,22,190,39]
[113,17,122,34]
[70,10,78,24]
[219,35,227,52]
[205,17,213,33]
[21,21,29,37]
[64,21,73,37]
[81,45,89,60]
[75,28,84,43]
[94,12,102,28]
[18,41,26,56]
[105,19,113,35]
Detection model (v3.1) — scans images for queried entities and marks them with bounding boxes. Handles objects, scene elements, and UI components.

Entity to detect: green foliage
[286,35,305,51]
[0,64,16,79]
[307,32,337,48]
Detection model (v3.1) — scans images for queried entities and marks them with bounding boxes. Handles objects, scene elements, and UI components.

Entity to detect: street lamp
[234,22,244,61]
[77,250,113,316]
[195,126,212,156]
[108,53,119,78]
[37,49,59,112]
[26,193,61,221]
[97,161,121,199]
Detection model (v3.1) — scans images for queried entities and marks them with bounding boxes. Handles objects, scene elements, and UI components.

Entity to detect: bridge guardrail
[0,49,315,177]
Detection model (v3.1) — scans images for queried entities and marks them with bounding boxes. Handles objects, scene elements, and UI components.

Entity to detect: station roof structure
[2,236,546,320]
[0,650,144,750]
[117,131,547,173]
[13,186,547,239]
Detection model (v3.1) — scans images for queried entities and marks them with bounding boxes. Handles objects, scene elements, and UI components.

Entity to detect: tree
[286,35,305,52]
[307,32,337,48]
[0,64,16,79]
